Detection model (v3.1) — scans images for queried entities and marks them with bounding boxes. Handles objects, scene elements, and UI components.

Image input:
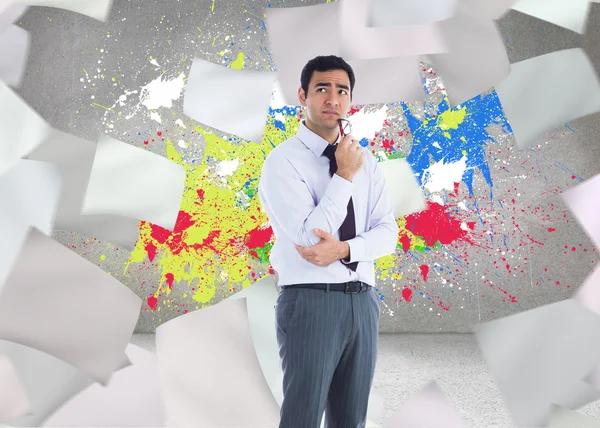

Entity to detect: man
[258,55,398,428]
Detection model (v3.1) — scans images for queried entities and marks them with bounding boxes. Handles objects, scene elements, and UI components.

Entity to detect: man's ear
[298,87,307,107]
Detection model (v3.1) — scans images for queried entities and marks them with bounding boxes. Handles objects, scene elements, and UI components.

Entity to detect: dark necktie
[323,144,358,272]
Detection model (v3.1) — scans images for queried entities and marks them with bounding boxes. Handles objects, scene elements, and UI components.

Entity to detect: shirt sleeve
[341,156,399,263]
[258,153,353,247]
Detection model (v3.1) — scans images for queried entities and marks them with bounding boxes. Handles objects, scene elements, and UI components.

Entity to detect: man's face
[298,69,352,131]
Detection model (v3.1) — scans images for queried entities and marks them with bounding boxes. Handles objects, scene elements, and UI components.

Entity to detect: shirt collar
[296,120,341,158]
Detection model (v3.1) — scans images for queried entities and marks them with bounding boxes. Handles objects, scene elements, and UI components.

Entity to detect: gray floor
[131,333,600,427]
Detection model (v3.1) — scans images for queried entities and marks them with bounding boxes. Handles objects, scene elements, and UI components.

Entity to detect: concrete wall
[15,1,600,333]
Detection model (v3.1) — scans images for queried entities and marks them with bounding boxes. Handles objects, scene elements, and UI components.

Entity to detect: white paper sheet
[0,5,28,27]
[156,298,280,427]
[379,158,426,218]
[496,49,600,149]
[0,24,29,87]
[562,173,600,248]
[0,355,31,422]
[0,227,142,385]
[511,0,591,34]
[368,0,457,26]
[547,406,600,428]
[81,135,185,232]
[428,0,510,105]
[26,129,142,250]
[461,0,518,20]
[223,276,280,395]
[573,267,600,317]
[266,2,424,106]
[339,0,449,61]
[184,57,276,143]
[43,344,165,427]
[474,299,600,427]
[4,0,112,21]
[0,340,108,427]
[384,381,467,428]
[0,81,51,176]
[0,159,62,294]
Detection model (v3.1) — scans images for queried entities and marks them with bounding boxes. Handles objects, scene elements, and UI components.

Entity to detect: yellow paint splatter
[100,254,106,261]
[437,106,467,131]
[211,0,215,12]
[230,52,245,70]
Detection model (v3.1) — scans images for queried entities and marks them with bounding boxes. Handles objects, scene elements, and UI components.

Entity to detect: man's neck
[304,119,338,145]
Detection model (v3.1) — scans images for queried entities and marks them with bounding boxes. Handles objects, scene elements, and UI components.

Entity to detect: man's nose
[325,93,339,106]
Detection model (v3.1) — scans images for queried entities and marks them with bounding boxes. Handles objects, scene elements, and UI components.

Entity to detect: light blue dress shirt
[257,121,399,287]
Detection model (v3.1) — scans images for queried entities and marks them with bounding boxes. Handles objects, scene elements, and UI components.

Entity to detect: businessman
[258,55,399,428]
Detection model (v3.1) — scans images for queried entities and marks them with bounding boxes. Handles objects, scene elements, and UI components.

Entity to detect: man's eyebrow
[314,82,350,91]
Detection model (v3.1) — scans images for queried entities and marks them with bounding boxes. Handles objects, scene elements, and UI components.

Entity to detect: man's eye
[340,90,348,95]
[317,88,326,92]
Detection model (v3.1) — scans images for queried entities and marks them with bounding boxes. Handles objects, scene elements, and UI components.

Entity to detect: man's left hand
[295,229,348,267]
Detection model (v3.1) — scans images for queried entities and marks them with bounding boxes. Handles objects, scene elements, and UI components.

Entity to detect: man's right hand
[335,134,365,182]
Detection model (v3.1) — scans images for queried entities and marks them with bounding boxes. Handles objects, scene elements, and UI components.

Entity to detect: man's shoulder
[264,134,306,165]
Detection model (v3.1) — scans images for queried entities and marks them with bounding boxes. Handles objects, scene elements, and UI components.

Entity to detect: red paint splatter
[157,131,162,136]
[145,241,158,262]
[143,140,149,145]
[399,234,411,253]
[419,265,429,281]
[246,225,273,249]
[402,288,413,303]
[147,296,158,310]
[381,139,395,150]
[548,228,556,232]
[197,189,205,201]
[165,273,175,290]
[402,202,477,247]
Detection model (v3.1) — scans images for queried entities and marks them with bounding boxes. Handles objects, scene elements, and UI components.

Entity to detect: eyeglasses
[338,119,352,137]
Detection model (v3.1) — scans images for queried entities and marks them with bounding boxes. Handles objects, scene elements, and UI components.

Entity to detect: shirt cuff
[324,173,353,208]
[342,236,366,264]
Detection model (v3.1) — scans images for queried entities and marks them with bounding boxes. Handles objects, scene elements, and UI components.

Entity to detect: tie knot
[323,144,337,161]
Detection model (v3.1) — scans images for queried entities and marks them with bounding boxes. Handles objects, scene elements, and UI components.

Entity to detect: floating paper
[0,340,130,427]
[26,129,142,250]
[0,81,51,176]
[547,406,600,428]
[224,276,280,395]
[461,0,517,20]
[384,381,467,428]
[156,298,280,427]
[496,49,600,149]
[43,344,164,427]
[183,57,276,143]
[368,0,457,26]
[562,173,600,248]
[428,1,510,105]
[4,0,112,21]
[0,5,28,27]
[0,227,142,385]
[0,24,29,87]
[511,0,591,34]
[81,135,185,232]
[379,158,426,218]
[0,160,62,293]
[266,2,424,106]
[474,299,600,427]
[0,355,31,422]
[339,0,449,61]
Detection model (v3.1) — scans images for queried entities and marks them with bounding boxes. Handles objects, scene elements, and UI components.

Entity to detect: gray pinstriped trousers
[275,285,380,428]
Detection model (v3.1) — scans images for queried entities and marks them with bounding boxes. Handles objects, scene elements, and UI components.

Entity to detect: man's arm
[258,153,353,248]
[341,157,399,263]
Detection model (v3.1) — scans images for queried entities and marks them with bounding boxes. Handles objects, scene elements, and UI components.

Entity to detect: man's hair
[300,55,356,98]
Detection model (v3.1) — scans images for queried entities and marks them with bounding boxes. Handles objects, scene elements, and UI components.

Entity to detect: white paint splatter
[150,59,160,67]
[348,105,388,141]
[150,111,162,124]
[216,159,240,177]
[178,140,188,148]
[432,141,442,150]
[175,119,187,128]
[139,73,186,111]
[422,156,468,193]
